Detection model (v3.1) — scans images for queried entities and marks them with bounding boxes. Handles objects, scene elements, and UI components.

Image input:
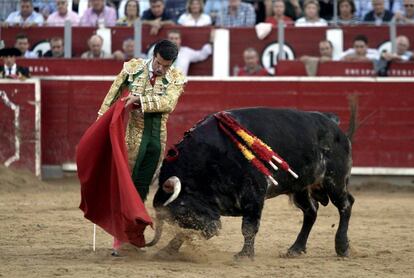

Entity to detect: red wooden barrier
[0,80,40,175]
[37,77,414,169]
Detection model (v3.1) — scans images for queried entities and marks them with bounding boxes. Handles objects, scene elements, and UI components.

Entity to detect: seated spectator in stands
[300,40,334,76]
[165,0,187,22]
[81,34,113,59]
[363,0,394,25]
[177,0,212,26]
[113,37,146,61]
[340,34,380,61]
[204,0,228,24]
[43,37,64,58]
[265,0,294,26]
[46,0,80,26]
[4,0,44,27]
[14,33,38,58]
[337,0,359,25]
[394,0,414,24]
[117,0,140,26]
[300,40,334,63]
[215,0,256,27]
[142,0,175,35]
[79,0,117,27]
[118,0,150,18]
[237,47,268,76]
[354,0,402,20]
[166,29,213,75]
[284,0,303,20]
[0,48,30,80]
[381,35,413,61]
[295,0,328,26]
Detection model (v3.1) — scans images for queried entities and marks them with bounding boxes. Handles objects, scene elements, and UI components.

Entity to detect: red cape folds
[77,99,152,247]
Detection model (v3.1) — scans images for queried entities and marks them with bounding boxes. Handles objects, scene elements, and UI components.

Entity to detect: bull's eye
[165,146,179,162]
[180,201,185,206]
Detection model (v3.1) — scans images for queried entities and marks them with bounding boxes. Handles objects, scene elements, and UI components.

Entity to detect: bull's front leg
[235,215,260,260]
[155,232,186,258]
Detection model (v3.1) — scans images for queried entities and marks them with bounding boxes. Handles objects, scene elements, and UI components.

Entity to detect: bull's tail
[346,94,359,143]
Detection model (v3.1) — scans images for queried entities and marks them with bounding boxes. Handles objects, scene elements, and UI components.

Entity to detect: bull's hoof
[336,245,350,257]
[282,248,306,258]
[111,250,120,257]
[335,240,350,257]
[234,250,254,261]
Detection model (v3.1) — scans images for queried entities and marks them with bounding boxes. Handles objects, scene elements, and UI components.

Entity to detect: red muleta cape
[77,99,152,247]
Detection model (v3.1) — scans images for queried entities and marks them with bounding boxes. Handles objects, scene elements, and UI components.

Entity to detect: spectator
[337,0,359,25]
[79,0,117,27]
[237,47,268,76]
[113,37,146,61]
[300,40,334,76]
[394,0,414,24]
[381,35,413,61]
[354,0,402,20]
[295,0,328,26]
[265,0,294,26]
[4,0,44,27]
[14,33,38,58]
[43,37,65,58]
[300,40,334,63]
[204,0,228,24]
[46,0,80,26]
[165,0,187,22]
[363,0,394,25]
[142,0,175,35]
[340,34,380,61]
[0,48,30,80]
[284,0,303,20]
[177,0,212,26]
[167,29,213,75]
[81,34,113,59]
[118,0,150,18]
[215,0,256,27]
[117,0,140,26]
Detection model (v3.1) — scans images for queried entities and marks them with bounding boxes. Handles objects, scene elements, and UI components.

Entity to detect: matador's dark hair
[153,39,178,61]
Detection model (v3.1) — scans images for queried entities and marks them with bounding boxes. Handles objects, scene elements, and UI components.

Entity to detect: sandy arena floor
[0,165,413,278]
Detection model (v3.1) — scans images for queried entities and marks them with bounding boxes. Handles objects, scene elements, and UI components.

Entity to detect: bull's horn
[145,219,163,247]
[163,176,181,206]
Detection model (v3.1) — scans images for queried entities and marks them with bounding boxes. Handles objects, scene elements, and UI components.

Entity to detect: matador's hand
[122,94,141,108]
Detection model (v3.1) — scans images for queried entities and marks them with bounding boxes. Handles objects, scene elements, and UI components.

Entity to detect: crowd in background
[0,0,413,79]
[1,0,414,28]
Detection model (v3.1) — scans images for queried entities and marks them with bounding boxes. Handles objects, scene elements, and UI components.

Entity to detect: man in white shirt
[166,29,213,75]
[381,35,413,61]
[4,0,44,27]
[340,34,380,61]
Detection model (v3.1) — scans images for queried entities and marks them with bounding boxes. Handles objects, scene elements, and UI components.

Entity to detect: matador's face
[152,53,173,76]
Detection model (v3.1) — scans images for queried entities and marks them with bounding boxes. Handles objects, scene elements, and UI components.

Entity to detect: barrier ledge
[36,75,414,83]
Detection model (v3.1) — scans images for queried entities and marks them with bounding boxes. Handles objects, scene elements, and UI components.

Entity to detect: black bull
[147,107,356,259]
